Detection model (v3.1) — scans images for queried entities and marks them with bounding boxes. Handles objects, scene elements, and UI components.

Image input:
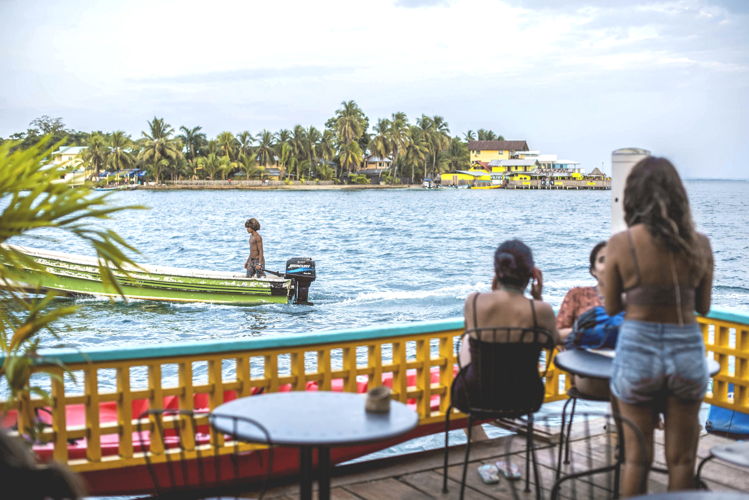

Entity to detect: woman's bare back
[604,224,713,324]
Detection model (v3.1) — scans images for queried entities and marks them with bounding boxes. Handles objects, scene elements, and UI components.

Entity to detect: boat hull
[7,247,294,305]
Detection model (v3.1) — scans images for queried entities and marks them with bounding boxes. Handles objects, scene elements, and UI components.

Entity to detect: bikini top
[624,230,695,309]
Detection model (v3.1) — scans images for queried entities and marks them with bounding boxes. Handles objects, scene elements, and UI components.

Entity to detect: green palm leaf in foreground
[0,138,144,438]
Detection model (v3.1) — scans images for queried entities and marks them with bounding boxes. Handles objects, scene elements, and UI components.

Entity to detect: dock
[257,422,746,499]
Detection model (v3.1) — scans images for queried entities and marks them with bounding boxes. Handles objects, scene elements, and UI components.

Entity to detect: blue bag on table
[565,306,624,350]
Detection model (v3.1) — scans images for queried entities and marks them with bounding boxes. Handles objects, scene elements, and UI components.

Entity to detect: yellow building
[50,146,87,186]
[439,169,492,187]
[260,167,282,180]
[487,159,539,173]
[51,146,87,168]
[468,140,529,165]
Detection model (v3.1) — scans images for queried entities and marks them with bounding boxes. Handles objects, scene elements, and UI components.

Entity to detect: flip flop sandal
[477,463,500,484]
[495,460,522,480]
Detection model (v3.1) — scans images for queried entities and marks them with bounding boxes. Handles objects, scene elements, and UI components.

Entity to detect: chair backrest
[454,326,556,416]
[137,409,273,499]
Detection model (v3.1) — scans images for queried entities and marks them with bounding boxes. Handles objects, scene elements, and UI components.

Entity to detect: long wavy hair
[623,157,701,269]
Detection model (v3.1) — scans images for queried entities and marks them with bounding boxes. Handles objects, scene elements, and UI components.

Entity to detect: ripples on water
[21,180,748,351]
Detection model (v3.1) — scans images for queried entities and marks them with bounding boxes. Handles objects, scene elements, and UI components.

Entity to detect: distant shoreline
[135,183,416,191]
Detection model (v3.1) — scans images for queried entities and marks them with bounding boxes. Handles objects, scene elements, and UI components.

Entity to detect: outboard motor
[285,257,315,305]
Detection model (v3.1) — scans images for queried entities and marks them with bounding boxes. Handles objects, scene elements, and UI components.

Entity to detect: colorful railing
[699,309,749,411]
[0,308,746,477]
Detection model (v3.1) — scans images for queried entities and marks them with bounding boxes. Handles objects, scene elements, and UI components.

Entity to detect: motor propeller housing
[285,258,315,305]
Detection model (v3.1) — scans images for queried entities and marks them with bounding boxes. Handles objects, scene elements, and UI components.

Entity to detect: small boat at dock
[5,246,316,305]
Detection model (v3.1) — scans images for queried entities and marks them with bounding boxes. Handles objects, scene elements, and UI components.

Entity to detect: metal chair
[556,381,611,480]
[137,409,273,499]
[535,411,646,500]
[442,325,556,500]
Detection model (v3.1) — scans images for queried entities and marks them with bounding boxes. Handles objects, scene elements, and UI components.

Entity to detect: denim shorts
[610,319,708,405]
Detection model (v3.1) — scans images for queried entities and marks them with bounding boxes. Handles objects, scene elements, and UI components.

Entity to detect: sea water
[25,180,749,351]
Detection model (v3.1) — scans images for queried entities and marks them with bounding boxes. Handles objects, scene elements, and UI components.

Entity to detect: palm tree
[387,112,410,183]
[277,142,293,180]
[274,129,293,179]
[318,129,336,177]
[178,126,205,162]
[306,126,321,178]
[218,155,235,180]
[106,131,135,174]
[316,163,335,180]
[205,139,219,156]
[291,125,307,170]
[139,117,182,184]
[237,153,260,180]
[217,131,239,161]
[419,115,450,181]
[82,133,108,180]
[236,131,254,159]
[477,129,504,141]
[339,140,363,177]
[255,130,276,167]
[0,139,141,437]
[275,129,292,148]
[444,136,470,171]
[369,119,391,162]
[463,130,476,141]
[202,153,222,180]
[404,126,429,184]
[332,100,367,145]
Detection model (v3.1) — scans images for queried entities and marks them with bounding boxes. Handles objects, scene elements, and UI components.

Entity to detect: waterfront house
[467,140,529,167]
[51,146,87,168]
[49,146,87,185]
[534,153,581,173]
[362,155,392,171]
[261,167,282,180]
[439,169,492,187]
[487,159,539,173]
[587,167,608,179]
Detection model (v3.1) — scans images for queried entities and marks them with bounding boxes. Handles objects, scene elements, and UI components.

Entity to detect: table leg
[318,446,331,500]
[300,445,313,500]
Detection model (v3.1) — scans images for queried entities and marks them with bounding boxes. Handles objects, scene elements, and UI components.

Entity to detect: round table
[211,391,418,500]
[552,349,722,497]
[554,349,721,380]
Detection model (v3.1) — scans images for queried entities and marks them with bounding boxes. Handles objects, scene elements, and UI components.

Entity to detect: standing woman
[604,157,714,495]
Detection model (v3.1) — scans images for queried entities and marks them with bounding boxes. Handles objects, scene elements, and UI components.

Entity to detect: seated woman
[556,241,611,397]
[556,241,607,343]
[452,239,558,413]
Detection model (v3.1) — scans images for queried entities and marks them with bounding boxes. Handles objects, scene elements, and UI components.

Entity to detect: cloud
[134,65,359,85]
[1,0,747,177]
[395,0,450,7]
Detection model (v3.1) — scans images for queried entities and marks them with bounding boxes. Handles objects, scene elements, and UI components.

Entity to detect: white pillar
[611,148,650,234]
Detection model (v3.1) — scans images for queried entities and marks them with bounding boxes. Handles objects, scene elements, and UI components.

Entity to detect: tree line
[1,101,508,184]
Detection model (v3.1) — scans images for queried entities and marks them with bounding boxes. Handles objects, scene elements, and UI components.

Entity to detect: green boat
[5,246,316,305]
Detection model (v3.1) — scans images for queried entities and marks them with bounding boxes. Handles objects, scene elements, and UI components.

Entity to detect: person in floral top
[557,241,607,343]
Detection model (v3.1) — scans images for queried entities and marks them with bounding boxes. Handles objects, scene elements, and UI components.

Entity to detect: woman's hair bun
[493,239,534,288]
[496,252,517,272]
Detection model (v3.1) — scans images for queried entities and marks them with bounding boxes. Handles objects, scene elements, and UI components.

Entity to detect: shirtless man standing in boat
[244,218,265,278]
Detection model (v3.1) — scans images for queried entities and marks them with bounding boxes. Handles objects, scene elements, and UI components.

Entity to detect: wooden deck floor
[257,423,748,499]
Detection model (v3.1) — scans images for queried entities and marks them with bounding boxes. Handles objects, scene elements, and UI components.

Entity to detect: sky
[1,0,747,178]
